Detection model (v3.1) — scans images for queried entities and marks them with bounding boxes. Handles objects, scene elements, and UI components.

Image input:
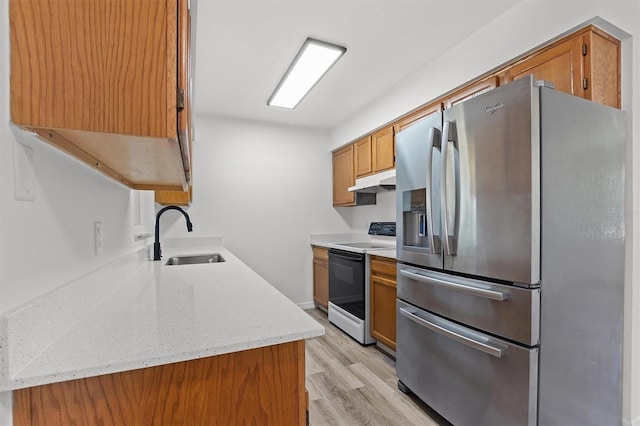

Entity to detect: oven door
[328,249,365,320]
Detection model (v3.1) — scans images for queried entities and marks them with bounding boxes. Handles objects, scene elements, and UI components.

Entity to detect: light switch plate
[94,222,104,256]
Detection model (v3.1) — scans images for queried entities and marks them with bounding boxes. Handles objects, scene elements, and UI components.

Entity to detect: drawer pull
[400,269,508,301]
[399,307,506,358]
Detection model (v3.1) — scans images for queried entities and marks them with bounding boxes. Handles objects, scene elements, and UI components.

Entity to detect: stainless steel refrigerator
[395,76,625,426]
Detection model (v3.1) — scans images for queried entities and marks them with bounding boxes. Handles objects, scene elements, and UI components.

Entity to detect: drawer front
[370,256,396,277]
[397,264,539,346]
[397,300,538,426]
[312,246,329,261]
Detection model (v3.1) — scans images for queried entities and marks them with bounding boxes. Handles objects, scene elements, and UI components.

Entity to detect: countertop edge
[3,327,324,392]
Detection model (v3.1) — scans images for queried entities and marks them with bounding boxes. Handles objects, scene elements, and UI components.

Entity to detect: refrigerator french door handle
[424,127,441,253]
[399,269,509,301]
[441,121,452,255]
[399,307,506,358]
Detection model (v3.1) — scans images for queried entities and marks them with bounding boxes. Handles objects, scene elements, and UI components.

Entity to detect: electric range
[327,222,395,344]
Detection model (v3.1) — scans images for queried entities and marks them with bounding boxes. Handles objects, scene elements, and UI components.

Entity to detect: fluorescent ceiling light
[268,38,346,109]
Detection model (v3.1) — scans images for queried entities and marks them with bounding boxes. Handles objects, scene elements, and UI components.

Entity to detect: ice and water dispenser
[402,188,434,252]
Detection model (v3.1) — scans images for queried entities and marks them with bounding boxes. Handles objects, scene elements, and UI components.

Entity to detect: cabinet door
[371,125,395,173]
[155,0,193,203]
[583,28,620,108]
[371,274,397,351]
[313,259,329,310]
[395,102,442,133]
[444,76,498,109]
[332,145,355,206]
[354,136,373,177]
[177,0,192,185]
[502,36,583,99]
[370,256,397,351]
[312,247,329,310]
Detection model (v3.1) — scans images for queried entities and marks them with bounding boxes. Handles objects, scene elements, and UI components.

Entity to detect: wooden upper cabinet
[500,25,620,109]
[583,28,621,108]
[330,25,619,209]
[371,125,395,172]
[501,37,582,98]
[395,102,442,133]
[444,76,499,109]
[155,186,193,207]
[10,0,194,191]
[332,145,356,206]
[354,136,373,178]
[156,0,194,204]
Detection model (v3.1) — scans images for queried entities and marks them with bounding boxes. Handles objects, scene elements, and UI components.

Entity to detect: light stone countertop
[0,238,324,391]
[310,233,397,260]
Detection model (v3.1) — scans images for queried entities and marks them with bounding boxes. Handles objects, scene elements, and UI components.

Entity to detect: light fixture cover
[268,38,346,109]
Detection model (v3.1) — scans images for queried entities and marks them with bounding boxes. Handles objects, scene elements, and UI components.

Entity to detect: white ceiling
[195,0,522,130]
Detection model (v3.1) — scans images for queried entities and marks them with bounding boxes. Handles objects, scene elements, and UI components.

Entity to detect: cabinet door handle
[399,307,505,358]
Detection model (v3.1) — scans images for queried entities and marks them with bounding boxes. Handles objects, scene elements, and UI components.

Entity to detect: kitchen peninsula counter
[0,237,323,393]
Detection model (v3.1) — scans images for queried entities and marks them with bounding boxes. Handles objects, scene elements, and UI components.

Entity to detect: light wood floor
[304,309,451,426]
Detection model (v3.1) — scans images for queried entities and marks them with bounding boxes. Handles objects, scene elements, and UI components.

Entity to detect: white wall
[350,190,396,233]
[331,0,640,423]
[160,115,351,306]
[0,0,155,422]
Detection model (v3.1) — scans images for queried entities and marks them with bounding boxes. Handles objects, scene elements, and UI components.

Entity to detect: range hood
[348,169,396,193]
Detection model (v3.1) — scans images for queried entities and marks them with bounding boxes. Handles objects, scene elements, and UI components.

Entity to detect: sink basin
[165,253,226,266]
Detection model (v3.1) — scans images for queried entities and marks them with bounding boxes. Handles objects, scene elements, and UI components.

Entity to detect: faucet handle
[153,242,162,261]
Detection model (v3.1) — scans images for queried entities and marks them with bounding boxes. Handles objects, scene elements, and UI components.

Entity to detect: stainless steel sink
[165,253,226,266]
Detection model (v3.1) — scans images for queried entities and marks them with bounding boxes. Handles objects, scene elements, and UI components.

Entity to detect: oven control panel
[368,222,396,236]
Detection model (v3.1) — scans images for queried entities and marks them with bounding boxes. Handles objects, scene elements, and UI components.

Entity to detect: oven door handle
[399,307,506,358]
[399,269,509,301]
[329,250,365,261]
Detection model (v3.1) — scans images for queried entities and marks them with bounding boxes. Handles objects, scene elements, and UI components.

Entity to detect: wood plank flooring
[305,309,451,426]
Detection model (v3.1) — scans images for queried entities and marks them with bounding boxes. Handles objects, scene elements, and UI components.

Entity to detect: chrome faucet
[153,206,193,261]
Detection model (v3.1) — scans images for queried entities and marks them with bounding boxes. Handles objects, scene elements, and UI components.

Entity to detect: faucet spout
[153,205,193,261]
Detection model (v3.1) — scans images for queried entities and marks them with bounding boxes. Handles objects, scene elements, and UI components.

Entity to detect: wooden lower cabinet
[13,341,307,426]
[370,256,397,351]
[312,246,329,311]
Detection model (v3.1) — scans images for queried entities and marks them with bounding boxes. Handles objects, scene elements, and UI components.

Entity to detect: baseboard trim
[623,414,640,426]
[297,302,316,310]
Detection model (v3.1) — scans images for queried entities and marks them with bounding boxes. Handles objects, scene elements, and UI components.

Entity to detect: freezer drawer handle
[399,307,505,358]
[399,269,509,301]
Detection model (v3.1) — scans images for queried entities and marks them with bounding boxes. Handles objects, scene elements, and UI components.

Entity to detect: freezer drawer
[397,264,539,346]
[397,300,538,426]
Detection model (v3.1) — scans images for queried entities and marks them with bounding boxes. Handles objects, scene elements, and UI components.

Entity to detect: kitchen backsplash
[350,190,396,233]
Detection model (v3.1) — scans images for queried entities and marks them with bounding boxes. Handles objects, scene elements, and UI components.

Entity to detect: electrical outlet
[94,222,103,256]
